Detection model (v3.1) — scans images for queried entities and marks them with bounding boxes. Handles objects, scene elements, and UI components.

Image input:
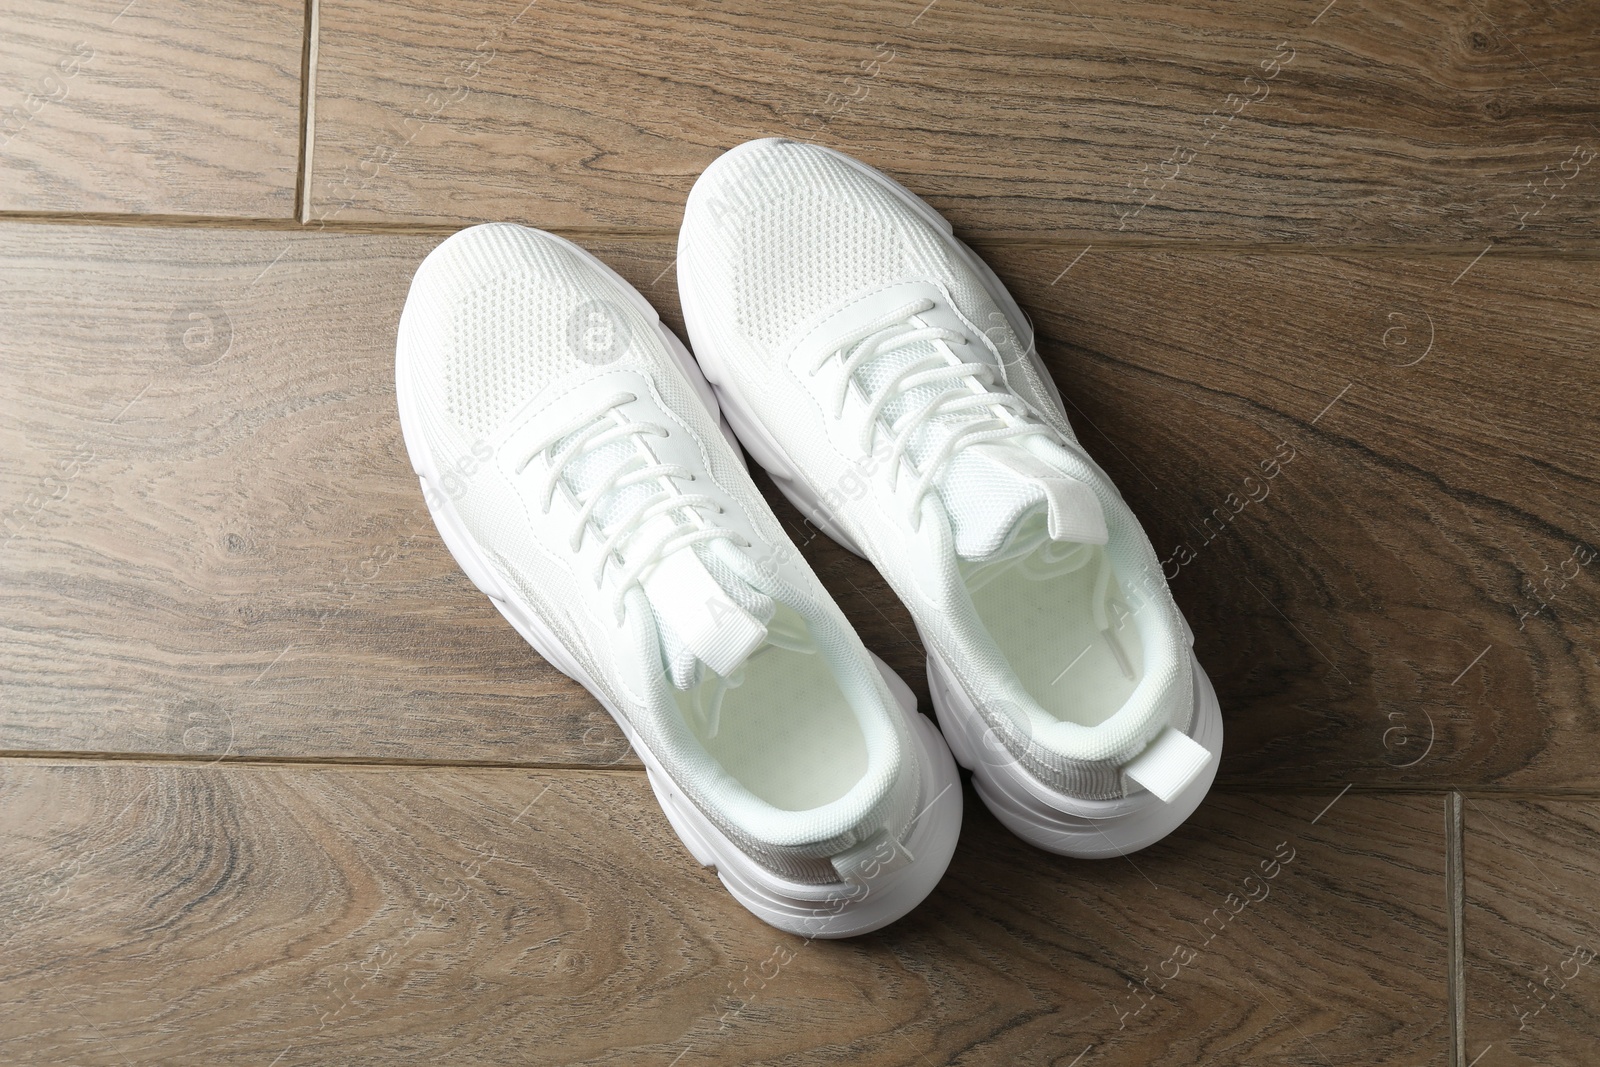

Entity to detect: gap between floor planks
[3,211,1600,260]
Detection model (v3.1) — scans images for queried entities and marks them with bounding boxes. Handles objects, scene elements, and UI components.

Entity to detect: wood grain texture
[4,223,1597,793]
[0,0,305,217]
[4,2,1595,1063]
[1462,799,1600,1067]
[0,763,1445,1065]
[989,243,1600,791]
[0,223,646,767]
[309,0,1600,242]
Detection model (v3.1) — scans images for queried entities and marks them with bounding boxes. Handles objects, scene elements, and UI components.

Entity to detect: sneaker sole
[928,644,1222,857]
[396,225,961,936]
[678,139,1222,857]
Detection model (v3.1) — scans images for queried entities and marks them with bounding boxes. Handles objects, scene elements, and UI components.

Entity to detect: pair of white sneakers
[396,139,1222,938]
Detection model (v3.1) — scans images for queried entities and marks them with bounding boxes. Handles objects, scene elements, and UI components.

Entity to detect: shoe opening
[959,508,1144,729]
[670,603,869,811]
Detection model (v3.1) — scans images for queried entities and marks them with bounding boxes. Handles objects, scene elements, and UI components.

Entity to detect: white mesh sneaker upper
[397,222,920,880]
[679,140,1195,801]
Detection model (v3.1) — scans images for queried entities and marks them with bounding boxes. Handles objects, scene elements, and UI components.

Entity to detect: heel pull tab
[1124,726,1211,803]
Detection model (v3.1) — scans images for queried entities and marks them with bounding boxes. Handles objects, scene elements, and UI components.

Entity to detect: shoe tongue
[556,426,772,686]
[945,444,1109,562]
[641,546,772,686]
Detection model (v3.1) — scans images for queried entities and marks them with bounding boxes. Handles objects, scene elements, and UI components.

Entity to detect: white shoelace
[813,298,1041,529]
[516,391,750,622]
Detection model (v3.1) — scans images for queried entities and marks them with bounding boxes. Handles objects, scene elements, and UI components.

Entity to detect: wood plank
[4,223,1596,789]
[0,762,1447,1065]
[1463,798,1600,1067]
[0,0,304,217]
[982,243,1600,791]
[309,0,1600,243]
[0,223,648,766]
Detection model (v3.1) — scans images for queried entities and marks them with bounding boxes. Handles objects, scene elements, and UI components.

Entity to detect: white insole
[673,606,868,812]
[964,533,1143,728]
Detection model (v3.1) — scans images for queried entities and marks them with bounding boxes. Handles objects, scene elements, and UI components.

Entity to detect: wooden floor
[3,0,1597,1063]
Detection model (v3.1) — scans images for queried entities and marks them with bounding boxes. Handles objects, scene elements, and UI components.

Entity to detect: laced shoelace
[515,391,750,622]
[813,298,1042,529]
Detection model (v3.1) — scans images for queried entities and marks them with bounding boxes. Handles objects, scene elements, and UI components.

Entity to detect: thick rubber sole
[678,139,1222,858]
[930,646,1222,858]
[395,225,961,937]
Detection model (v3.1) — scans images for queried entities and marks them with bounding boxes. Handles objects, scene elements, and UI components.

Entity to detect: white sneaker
[395,223,960,935]
[677,140,1222,857]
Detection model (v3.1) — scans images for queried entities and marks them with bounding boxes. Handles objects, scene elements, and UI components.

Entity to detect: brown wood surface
[1005,244,1600,792]
[5,0,1599,1062]
[6,224,1595,796]
[1463,798,1600,1067]
[0,0,306,218]
[310,0,1600,242]
[0,223,642,768]
[0,763,1445,1066]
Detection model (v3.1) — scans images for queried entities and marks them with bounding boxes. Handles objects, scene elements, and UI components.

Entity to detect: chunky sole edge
[929,647,1222,857]
[678,139,1221,857]
[395,224,961,937]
